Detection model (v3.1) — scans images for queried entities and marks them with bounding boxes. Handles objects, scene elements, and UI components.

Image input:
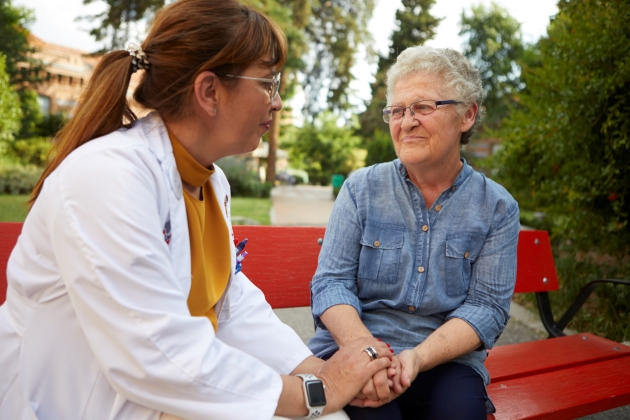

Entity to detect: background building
[29,36,99,117]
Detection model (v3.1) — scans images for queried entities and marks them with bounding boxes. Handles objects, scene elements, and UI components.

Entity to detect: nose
[400,107,418,130]
[271,93,282,112]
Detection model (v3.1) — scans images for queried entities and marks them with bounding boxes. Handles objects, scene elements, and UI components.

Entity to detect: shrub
[0,158,41,194]
[216,156,271,198]
[8,136,52,166]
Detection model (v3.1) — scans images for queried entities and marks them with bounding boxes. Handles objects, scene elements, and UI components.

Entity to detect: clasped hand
[349,349,421,408]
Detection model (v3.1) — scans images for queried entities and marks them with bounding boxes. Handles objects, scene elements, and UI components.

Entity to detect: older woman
[308,46,520,419]
[0,1,393,419]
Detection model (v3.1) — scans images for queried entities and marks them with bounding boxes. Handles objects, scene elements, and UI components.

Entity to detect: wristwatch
[296,374,327,418]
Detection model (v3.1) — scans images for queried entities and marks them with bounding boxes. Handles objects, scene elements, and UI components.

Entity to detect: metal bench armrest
[536,279,630,338]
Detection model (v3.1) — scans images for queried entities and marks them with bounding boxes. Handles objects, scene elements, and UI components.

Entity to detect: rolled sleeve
[310,182,364,329]
[447,202,520,349]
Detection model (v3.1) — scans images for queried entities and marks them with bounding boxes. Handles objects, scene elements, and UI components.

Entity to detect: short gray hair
[385,46,484,145]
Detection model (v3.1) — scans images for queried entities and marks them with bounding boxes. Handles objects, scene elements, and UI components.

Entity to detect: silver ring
[364,346,378,361]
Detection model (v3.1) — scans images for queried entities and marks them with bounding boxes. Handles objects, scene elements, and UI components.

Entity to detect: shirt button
[450,186,457,192]
[421,225,429,232]
[464,251,470,258]
[435,205,442,212]
[408,306,416,312]
[417,266,425,273]
[373,240,381,247]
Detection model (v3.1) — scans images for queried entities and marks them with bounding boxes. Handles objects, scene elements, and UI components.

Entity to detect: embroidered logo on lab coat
[163,219,172,244]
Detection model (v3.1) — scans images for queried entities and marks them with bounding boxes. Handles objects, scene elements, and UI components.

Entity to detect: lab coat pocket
[445,233,485,296]
[358,222,404,283]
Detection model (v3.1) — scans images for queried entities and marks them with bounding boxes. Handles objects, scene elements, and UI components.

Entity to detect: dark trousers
[343,362,487,420]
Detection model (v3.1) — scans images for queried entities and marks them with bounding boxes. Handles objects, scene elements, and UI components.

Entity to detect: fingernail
[390,349,394,353]
[376,338,381,341]
[386,343,391,348]
[388,357,392,361]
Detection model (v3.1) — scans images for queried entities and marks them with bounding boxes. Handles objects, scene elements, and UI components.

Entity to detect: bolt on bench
[1,223,629,419]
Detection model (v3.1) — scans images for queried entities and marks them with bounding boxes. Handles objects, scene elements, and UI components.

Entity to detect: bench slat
[0,222,22,303]
[233,225,324,309]
[514,230,559,293]
[488,355,630,419]
[487,333,630,382]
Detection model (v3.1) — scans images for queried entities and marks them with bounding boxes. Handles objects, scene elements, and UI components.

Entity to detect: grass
[0,195,272,226]
[231,197,272,225]
[0,195,29,222]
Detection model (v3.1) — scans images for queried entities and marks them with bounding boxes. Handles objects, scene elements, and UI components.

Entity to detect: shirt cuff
[446,302,508,349]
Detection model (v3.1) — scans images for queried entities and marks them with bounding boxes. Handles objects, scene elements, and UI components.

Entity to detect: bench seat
[487,355,630,419]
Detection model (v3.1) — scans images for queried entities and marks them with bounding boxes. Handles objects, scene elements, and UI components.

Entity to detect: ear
[460,102,478,133]
[192,71,220,117]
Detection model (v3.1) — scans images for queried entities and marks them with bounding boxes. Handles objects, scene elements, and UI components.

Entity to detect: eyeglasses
[224,72,282,101]
[382,100,462,123]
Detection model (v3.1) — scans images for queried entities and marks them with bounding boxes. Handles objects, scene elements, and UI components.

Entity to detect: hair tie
[127,43,150,73]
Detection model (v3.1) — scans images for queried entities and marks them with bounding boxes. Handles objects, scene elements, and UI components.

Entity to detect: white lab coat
[0,113,313,420]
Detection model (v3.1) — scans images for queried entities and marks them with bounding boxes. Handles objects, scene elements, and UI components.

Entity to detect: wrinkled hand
[397,349,422,388]
[314,337,392,414]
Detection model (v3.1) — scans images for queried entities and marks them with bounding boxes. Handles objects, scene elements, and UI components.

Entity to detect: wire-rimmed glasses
[224,72,282,101]
[382,100,462,123]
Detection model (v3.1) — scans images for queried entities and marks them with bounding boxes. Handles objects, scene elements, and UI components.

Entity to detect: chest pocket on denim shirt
[445,233,485,296]
[358,222,404,283]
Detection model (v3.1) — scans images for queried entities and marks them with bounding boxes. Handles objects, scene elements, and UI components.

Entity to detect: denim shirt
[308,158,519,390]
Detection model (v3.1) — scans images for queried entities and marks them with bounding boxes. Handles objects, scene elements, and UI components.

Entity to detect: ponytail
[29,51,137,206]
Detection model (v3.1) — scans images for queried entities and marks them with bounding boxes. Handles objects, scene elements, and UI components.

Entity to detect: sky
[14,0,559,113]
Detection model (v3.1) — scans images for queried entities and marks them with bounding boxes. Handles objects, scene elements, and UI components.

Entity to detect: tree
[0,0,45,141]
[491,0,630,257]
[0,53,22,145]
[80,0,163,51]
[249,0,374,182]
[358,0,441,165]
[0,0,42,86]
[459,2,524,127]
[301,0,375,116]
[281,112,361,185]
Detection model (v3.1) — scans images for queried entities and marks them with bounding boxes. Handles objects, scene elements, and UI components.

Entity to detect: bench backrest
[0,222,558,306]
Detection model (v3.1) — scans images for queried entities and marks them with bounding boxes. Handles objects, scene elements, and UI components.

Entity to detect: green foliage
[217,156,272,198]
[7,136,52,166]
[358,0,441,164]
[0,54,21,145]
[0,0,42,86]
[364,128,396,166]
[460,2,524,127]
[490,0,630,258]
[282,112,362,185]
[0,193,28,221]
[16,88,42,139]
[36,113,67,138]
[0,156,41,194]
[79,0,164,51]
[301,0,376,116]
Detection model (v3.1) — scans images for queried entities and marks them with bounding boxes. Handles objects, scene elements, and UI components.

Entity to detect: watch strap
[296,374,326,418]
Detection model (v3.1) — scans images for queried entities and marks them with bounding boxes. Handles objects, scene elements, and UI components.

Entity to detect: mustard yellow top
[169,132,231,331]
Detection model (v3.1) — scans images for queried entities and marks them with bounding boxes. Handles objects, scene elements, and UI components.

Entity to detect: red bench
[1,222,629,419]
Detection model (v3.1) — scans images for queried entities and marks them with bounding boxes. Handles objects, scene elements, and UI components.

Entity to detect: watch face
[306,381,327,407]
